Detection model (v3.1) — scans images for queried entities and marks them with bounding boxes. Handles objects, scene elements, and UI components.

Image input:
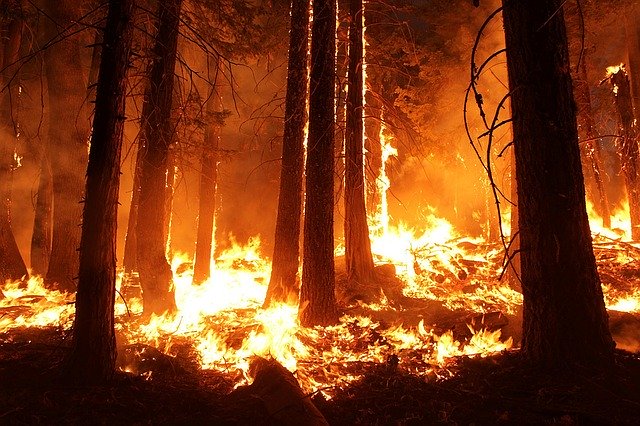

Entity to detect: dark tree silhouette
[193,61,222,285]
[42,0,92,292]
[263,0,310,307]
[0,1,28,285]
[136,0,182,316]
[30,155,52,277]
[344,0,375,285]
[299,0,339,327]
[65,0,134,384]
[502,0,614,367]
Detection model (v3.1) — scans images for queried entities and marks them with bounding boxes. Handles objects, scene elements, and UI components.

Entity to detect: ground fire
[1,0,640,424]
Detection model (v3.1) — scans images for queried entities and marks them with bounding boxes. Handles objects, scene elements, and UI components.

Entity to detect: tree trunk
[136,0,182,316]
[122,152,140,273]
[364,91,382,213]
[192,72,221,285]
[0,1,28,283]
[625,5,640,113]
[344,0,375,285]
[608,68,640,240]
[263,0,309,307]
[502,0,614,367]
[65,0,134,384]
[30,153,53,276]
[564,2,610,227]
[299,0,339,327]
[43,0,92,292]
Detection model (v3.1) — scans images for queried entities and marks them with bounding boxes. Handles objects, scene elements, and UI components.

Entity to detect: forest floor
[1,326,640,425]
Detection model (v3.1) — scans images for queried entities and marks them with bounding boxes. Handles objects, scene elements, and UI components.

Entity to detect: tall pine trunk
[43,0,91,292]
[299,0,339,327]
[136,0,182,316]
[263,0,309,307]
[364,91,382,213]
[344,0,375,285]
[65,0,134,384]
[122,152,140,273]
[625,5,640,113]
[609,68,640,240]
[192,66,221,285]
[0,1,28,284]
[30,154,53,276]
[502,0,614,367]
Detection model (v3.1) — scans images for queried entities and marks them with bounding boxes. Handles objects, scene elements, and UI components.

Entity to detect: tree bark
[364,91,382,213]
[192,69,221,285]
[609,68,640,240]
[0,1,28,283]
[344,0,375,285]
[625,5,640,114]
[122,151,140,273]
[30,153,53,276]
[263,0,309,307]
[299,0,339,327]
[502,0,614,367]
[42,0,92,292]
[136,0,182,316]
[65,0,134,384]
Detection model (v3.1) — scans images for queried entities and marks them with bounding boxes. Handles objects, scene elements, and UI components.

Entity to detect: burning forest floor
[2,226,640,424]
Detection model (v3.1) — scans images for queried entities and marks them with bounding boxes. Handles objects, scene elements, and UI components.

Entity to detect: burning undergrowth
[2,212,640,405]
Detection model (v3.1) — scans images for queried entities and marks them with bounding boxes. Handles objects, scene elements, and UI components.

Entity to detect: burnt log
[232,356,328,426]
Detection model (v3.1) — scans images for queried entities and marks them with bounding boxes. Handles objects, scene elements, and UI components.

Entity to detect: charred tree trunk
[625,5,640,113]
[344,0,375,285]
[136,0,182,316]
[609,68,640,240]
[30,154,53,276]
[192,75,221,285]
[0,1,28,283]
[564,2,611,227]
[122,152,140,273]
[43,0,92,292]
[364,91,382,213]
[502,0,614,367]
[263,0,309,307]
[299,0,339,327]
[65,0,134,384]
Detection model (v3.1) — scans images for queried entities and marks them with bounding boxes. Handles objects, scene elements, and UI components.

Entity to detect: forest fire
[2,0,640,423]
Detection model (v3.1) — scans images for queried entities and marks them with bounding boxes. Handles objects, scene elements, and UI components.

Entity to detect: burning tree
[65,0,134,384]
[606,66,640,241]
[502,0,614,366]
[344,0,376,286]
[263,0,310,307]
[135,0,183,316]
[299,0,339,327]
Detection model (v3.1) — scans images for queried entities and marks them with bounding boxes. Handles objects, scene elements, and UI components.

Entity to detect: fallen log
[609,310,640,353]
[234,356,328,426]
